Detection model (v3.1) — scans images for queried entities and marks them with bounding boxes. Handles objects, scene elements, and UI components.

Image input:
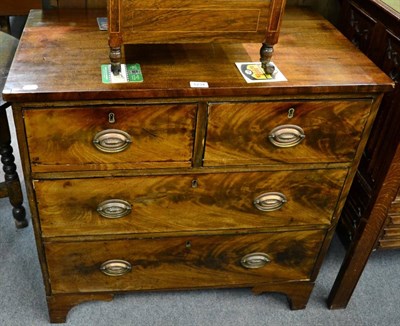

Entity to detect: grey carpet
[1,105,399,326]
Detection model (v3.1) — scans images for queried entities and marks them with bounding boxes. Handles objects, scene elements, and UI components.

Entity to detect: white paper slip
[190,81,209,88]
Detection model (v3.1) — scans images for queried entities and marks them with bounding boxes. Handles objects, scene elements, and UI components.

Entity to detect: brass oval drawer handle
[253,192,287,212]
[97,199,132,219]
[100,259,132,276]
[93,129,132,153]
[268,124,305,148]
[241,253,271,269]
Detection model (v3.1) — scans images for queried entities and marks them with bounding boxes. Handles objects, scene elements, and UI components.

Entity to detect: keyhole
[185,240,192,250]
[191,179,198,188]
[288,108,295,119]
[109,112,116,124]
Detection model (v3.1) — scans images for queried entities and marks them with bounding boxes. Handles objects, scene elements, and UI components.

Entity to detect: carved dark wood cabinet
[328,0,400,309]
[335,0,400,250]
[107,0,287,74]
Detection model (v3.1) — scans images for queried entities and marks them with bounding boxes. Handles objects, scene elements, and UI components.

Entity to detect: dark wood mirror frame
[107,0,287,75]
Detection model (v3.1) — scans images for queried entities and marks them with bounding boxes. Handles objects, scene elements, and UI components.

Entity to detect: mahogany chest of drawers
[3,7,392,323]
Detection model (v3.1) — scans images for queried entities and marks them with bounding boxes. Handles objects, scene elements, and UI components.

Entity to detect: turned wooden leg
[47,293,114,323]
[0,107,28,228]
[260,43,276,75]
[252,281,314,310]
[109,46,122,76]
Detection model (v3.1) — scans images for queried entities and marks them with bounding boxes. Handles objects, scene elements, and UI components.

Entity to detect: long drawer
[35,169,347,237]
[24,104,197,172]
[45,229,326,293]
[204,100,371,166]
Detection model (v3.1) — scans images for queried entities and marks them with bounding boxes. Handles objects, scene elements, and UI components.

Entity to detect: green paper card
[101,63,143,84]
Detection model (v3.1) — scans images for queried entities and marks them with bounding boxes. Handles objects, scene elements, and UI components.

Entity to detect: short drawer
[204,100,371,166]
[24,104,196,172]
[45,229,326,293]
[35,169,347,237]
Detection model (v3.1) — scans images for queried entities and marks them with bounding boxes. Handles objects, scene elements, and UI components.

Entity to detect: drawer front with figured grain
[24,104,197,172]
[45,229,326,293]
[35,169,347,237]
[204,100,371,166]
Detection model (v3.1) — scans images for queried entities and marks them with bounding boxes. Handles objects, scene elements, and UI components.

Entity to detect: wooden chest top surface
[3,7,393,102]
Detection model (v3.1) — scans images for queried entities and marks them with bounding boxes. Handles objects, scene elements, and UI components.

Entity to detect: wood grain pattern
[3,8,393,103]
[24,104,196,172]
[111,0,273,44]
[45,230,325,293]
[205,100,371,166]
[192,102,208,168]
[35,169,346,237]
